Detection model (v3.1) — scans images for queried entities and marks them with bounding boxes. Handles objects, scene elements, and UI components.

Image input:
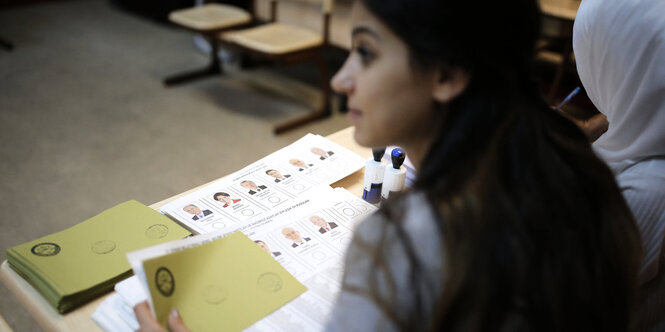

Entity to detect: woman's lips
[348,108,362,121]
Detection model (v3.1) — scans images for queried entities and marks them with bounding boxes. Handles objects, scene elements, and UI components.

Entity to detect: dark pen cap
[372,147,386,162]
[391,148,405,169]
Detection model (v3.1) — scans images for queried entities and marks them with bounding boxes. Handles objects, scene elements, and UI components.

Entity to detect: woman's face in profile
[331,1,440,151]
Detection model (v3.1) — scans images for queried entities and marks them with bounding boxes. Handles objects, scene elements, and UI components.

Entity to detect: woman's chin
[352,127,379,148]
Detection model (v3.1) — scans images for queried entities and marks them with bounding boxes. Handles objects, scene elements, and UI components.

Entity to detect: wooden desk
[0,126,368,332]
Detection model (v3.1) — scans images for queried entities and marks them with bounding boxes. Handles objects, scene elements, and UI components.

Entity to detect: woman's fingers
[167,308,193,332]
[133,301,192,332]
[133,301,166,332]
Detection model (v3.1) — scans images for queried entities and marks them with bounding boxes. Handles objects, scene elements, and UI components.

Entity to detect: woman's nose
[331,61,354,95]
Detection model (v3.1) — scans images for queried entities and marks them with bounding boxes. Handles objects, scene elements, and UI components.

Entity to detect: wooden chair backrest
[262,0,334,44]
[264,0,335,17]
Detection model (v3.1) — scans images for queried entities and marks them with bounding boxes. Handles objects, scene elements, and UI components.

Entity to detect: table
[0,126,369,332]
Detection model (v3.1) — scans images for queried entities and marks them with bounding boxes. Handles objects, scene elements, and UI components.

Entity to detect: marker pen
[362,147,386,205]
[381,148,407,202]
[555,86,581,110]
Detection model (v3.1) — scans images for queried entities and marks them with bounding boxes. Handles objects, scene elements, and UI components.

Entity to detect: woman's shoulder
[357,192,435,231]
[353,191,444,268]
[331,191,445,331]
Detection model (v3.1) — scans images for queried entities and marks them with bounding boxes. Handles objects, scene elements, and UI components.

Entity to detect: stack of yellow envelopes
[6,200,191,313]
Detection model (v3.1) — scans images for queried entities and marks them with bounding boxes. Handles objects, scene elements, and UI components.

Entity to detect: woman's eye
[355,45,374,64]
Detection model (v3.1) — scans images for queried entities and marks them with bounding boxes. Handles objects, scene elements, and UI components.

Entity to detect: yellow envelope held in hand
[143,232,307,332]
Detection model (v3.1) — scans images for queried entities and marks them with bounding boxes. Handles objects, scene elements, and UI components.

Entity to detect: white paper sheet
[159,134,365,235]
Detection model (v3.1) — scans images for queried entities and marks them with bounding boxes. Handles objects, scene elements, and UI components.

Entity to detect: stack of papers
[5,200,191,313]
[93,276,145,331]
[94,187,377,331]
[92,132,375,331]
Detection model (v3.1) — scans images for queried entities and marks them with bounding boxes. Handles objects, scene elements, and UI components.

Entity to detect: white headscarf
[573,0,665,163]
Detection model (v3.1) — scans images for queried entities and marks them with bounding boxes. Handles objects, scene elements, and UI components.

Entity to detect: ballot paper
[93,277,144,332]
[93,187,377,331]
[6,200,191,313]
[159,134,365,234]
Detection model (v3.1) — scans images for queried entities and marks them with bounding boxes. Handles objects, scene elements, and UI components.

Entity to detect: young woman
[135,0,641,331]
[572,0,665,330]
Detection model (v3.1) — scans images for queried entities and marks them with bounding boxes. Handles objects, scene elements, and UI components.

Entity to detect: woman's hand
[559,109,608,143]
[578,113,609,142]
[133,301,192,332]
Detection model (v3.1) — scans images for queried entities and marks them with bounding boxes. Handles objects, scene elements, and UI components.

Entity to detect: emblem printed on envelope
[31,243,61,257]
[257,272,283,292]
[91,240,117,254]
[145,224,169,239]
[155,267,175,297]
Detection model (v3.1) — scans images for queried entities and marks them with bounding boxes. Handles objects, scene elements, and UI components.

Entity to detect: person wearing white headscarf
[573,0,665,330]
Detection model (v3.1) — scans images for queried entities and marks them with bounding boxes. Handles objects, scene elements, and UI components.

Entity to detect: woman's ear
[432,68,470,103]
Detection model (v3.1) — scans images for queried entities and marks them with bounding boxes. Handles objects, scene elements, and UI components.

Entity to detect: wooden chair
[164,2,253,86]
[218,0,334,134]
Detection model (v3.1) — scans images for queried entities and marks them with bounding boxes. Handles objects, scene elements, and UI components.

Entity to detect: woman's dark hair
[354,0,642,331]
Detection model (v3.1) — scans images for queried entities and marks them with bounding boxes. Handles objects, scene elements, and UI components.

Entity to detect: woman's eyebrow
[352,26,380,40]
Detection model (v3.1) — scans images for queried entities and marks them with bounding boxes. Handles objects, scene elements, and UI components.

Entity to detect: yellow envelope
[143,232,307,332]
